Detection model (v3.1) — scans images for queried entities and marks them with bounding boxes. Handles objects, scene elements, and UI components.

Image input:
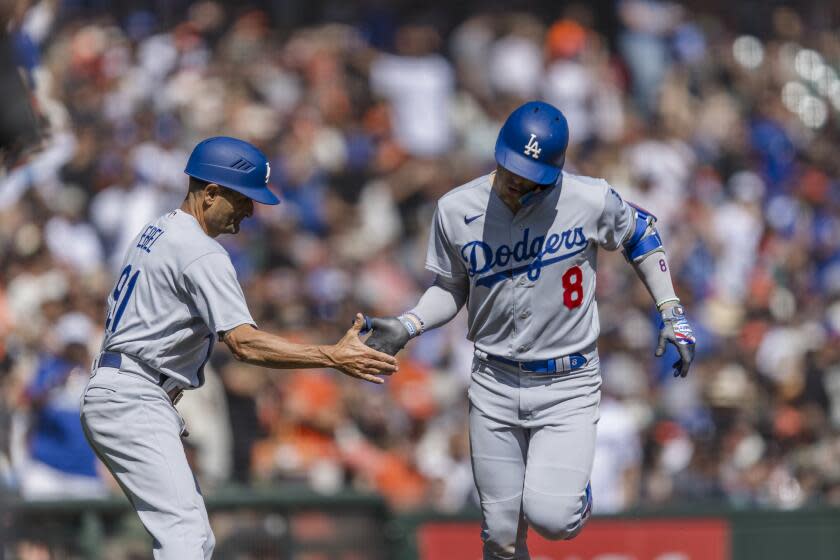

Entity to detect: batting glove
[362,316,414,356]
[656,304,696,378]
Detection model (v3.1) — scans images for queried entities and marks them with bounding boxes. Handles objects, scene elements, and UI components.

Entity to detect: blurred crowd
[2,0,840,516]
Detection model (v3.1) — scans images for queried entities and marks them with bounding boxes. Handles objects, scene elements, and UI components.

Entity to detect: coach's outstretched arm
[223,314,398,384]
[618,199,696,378]
[364,275,468,356]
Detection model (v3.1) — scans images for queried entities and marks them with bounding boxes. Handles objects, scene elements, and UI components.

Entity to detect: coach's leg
[195,473,215,559]
[470,403,529,560]
[81,371,213,559]
[521,418,597,541]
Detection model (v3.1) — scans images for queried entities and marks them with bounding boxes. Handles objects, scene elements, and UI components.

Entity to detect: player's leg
[81,368,213,559]
[520,412,597,540]
[470,401,529,560]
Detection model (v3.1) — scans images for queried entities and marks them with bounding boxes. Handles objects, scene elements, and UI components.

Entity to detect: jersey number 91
[105,265,141,333]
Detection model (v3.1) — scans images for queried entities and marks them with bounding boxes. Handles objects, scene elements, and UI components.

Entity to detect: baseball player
[80,136,398,559]
[364,101,695,559]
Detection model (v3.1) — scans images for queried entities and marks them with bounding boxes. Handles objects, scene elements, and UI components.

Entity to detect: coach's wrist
[318,345,339,369]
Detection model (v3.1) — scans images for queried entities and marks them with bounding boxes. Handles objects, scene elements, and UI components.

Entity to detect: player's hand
[363,316,411,356]
[656,304,696,378]
[328,314,398,384]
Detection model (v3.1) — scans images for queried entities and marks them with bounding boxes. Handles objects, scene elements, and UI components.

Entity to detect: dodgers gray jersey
[426,171,633,360]
[101,209,254,387]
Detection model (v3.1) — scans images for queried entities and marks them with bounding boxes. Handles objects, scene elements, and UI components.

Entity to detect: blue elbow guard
[624,206,664,262]
[626,230,663,261]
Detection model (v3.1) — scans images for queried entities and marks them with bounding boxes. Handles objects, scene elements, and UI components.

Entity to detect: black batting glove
[656,304,696,378]
[363,316,413,357]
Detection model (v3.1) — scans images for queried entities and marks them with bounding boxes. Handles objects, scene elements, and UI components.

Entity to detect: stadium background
[2,0,840,558]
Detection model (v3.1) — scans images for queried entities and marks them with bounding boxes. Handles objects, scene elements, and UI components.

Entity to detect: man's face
[494,166,543,210]
[63,343,90,367]
[203,184,254,236]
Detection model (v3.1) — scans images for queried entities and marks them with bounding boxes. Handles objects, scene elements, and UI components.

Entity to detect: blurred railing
[3,486,390,559]
[5,491,840,559]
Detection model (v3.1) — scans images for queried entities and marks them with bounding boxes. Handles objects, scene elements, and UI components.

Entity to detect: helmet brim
[186,169,281,205]
[495,143,562,186]
[228,184,281,205]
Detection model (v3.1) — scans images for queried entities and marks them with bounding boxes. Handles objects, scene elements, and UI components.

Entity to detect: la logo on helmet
[524,134,541,159]
[265,162,271,184]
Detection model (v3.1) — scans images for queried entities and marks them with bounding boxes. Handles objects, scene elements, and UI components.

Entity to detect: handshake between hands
[360,315,415,356]
[349,305,697,382]
[329,313,412,386]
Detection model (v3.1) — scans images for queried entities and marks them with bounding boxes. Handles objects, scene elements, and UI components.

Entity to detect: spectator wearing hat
[17,313,108,499]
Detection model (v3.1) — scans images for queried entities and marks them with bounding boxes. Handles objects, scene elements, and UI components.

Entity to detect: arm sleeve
[632,250,680,308]
[425,205,468,279]
[408,274,469,331]
[182,252,256,336]
[597,187,635,251]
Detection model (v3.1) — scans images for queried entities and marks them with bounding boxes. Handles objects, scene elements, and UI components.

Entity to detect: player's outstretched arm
[223,314,398,384]
[364,274,468,356]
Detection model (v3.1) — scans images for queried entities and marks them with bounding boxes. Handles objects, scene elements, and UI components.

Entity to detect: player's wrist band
[398,316,417,337]
[398,313,424,338]
[656,298,681,312]
[660,303,685,321]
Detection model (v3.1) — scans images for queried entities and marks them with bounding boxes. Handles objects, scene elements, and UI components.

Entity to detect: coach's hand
[328,314,399,384]
[363,316,411,356]
[656,304,696,378]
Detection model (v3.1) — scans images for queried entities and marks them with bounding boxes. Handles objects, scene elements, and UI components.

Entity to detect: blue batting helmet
[494,101,569,186]
[184,136,280,205]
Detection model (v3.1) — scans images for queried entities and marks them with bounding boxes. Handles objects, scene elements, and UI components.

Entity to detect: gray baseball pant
[468,350,600,560]
[80,364,214,559]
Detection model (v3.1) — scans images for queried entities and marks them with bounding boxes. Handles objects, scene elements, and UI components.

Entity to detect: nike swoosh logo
[464,213,483,225]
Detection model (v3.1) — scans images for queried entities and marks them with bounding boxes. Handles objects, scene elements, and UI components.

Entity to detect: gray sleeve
[425,206,468,279]
[408,274,469,331]
[182,252,255,336]
[632,250,680,308]
[597,187,634,251]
